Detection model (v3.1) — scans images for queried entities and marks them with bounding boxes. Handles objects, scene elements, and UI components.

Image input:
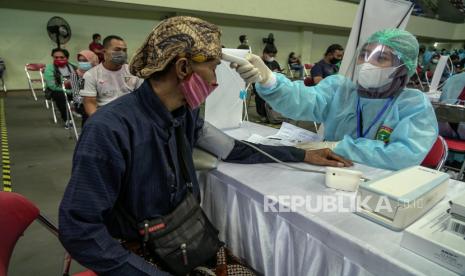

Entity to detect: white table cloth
[200,122,464,276]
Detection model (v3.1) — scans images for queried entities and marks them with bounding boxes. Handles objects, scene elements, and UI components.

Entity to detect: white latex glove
[296,141,340,151]
[222,53,275,87]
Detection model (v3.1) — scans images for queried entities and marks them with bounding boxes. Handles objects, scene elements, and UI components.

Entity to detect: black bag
[120,125,222,276]
[138,192,222,275]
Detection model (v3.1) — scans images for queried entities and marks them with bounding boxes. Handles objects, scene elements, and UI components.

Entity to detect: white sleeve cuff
[260,73,277,89]
[79,90,97,97]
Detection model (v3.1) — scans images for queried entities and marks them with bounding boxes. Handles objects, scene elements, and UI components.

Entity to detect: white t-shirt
[80,63,143,107]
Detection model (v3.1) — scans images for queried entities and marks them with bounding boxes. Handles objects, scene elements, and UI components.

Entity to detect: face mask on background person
[54,59,68,67]
[179,72,218,110]
[264,55,275,62]
[111,51,128,65]
[355,62,400,89]
[330,57,341,64]
[431,58,439,64]
[78,62,92,71]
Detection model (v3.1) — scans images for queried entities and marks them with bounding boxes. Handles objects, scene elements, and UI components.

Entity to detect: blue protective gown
[255,73,438,170]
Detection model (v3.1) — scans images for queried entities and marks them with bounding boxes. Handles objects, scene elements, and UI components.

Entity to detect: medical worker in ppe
[438,72,465,140]
[229,29,438,171]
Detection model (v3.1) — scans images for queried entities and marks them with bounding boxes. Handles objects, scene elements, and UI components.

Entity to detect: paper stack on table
[245,122,322,146]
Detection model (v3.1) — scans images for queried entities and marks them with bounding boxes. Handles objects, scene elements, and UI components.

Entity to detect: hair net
[365,29,419,77]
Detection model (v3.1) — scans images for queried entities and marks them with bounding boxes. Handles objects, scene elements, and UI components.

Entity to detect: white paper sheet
[245,134,283,146]
[245,122,322,146]
[205,49,249,130]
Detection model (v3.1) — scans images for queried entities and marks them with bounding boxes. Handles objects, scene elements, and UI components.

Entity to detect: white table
[200,122,464,276]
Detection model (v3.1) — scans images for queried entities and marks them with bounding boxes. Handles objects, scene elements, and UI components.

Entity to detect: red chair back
[0,192,39,276]
[426,71,433,79]
[304,63,313,70]
[25,63,45,72]
[421,136,448,170]
[303,76,315,87]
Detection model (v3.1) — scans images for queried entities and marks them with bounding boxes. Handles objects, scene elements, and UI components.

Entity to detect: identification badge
[376,126,393,143]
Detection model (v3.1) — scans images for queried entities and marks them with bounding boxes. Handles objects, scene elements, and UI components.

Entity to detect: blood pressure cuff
[195,121,235,160]
[195,121,306,164]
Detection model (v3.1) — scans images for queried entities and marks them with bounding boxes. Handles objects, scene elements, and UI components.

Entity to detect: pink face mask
[179,72,218,110]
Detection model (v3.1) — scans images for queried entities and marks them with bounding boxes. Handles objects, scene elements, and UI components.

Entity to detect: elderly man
[310,44,344,85]
[59,16,351,276]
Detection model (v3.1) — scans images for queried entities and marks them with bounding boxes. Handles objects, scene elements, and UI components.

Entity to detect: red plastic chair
[421,136,448,170]
[304,63,313,70]
[444,138,465,179]
[303,76,315,87]
[304,63,313,77]
[0,192,96,276]
[0,192,39,276]
[24,64,45,101]
[25,63,58,123]
[433,102,465,179]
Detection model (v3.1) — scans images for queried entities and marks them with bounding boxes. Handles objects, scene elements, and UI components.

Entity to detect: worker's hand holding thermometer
[222,53,276,87]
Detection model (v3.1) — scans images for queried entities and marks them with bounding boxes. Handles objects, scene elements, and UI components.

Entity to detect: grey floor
[3,91,84,276]
[2,90,316,276]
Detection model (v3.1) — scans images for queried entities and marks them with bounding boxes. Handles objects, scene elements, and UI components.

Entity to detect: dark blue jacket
[59,80,304,275]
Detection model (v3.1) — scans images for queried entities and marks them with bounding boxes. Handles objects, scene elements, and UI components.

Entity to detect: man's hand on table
[303,148,353,167]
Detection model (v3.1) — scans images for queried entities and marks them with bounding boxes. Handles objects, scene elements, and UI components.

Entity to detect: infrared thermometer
[221,52,250,66]
[221,52,263,82]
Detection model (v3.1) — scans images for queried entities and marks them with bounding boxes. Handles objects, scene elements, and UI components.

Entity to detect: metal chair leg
[51,101,57,124]
[65,97,78,140]
[62,252,72,276]
[31,87,37,101]
[35,214,73,276]
[28,80,38,101]
[458,161,465,181]
[45,99,50,109]
[0,78,6,93]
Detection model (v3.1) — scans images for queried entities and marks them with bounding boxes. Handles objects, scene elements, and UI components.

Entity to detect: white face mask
[264,56,275,62]
[355,62,398,89]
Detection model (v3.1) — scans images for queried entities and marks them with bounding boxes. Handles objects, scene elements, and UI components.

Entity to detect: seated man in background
[254,43,283,120]
[237,34,250,50]
[80,35,143,117]
[288,52,304,79]
[310,44,344,85]
[232,29,438,171]
[439,71,465,140]
[59,16,351,276]
[450,54,463,73]
[88,33,104,62]
[44,48,76,128]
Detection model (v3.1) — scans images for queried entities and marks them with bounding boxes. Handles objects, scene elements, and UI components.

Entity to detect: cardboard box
[401,202,465,275]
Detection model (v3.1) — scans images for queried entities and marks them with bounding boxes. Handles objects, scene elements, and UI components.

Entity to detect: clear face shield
[350,43,404,90]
